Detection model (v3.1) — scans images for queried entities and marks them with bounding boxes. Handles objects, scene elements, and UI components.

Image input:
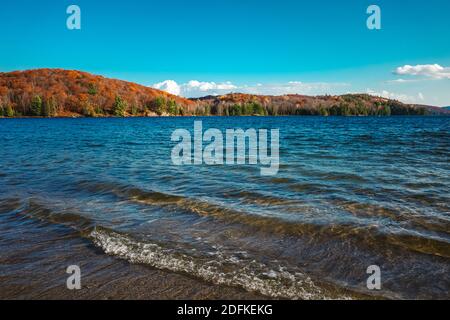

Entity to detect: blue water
[0,116,449,299]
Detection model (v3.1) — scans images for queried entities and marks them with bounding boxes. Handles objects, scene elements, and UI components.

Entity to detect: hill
[0,69,195,117]
[192,93,447,116]
[0,69,448,117]
[411,104,450,115]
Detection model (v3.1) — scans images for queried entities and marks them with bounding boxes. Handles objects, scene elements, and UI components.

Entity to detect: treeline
[0,95,58,117]
[191,93,430,117]
[192,101,427,116]
[0,95,429,117]
[0,69,434,118]
[80,95,187,117]
[0,94,187,117]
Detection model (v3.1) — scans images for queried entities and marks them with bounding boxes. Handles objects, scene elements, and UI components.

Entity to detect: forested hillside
[0,69,194,117]
[1,69,447,117]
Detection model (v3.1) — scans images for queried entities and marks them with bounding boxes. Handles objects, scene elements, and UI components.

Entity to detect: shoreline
[1,114,449,119]
[0,207,267,300]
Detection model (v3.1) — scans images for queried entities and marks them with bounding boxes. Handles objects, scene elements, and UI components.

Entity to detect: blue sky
[0,0,449,105]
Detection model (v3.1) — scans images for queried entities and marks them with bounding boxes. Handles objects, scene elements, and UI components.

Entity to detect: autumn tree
[82,101,96,117]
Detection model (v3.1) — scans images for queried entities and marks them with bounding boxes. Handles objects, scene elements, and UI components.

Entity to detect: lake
[0,116,449,299]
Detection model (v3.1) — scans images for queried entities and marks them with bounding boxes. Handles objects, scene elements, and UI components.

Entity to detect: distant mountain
[410,104,450,115]
[0,69,448,117]
[443,106,450,110]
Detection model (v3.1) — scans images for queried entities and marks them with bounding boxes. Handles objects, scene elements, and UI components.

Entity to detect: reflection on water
[0,116,449,299]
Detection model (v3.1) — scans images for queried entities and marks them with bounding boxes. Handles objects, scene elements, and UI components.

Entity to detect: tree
[153,97,167,115]
[229,104,242,116]
[42,97,57,117]
[31,95,42,116]
[82,101,96,117]
[167,99,178,115]
[243,103,253,115]
[318,104,328,116]
[382,105,391,116]
[87,83,98,95]
[251,102,264,115]
[5,105,14,117]
[130,104,139,116]
[113,95,127,116]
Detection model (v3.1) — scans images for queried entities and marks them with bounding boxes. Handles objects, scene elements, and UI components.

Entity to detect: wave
[4,196,448,299]
[1,197,350,299]
[220,189,297,206]
[89,227,347,300]
[335,199,450,236]
[73,180,450,258]
[75,180,184,204]
[3,198,96,233]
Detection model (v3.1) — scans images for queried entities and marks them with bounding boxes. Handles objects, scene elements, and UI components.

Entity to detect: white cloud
[153,80,181,96]
[242,81,350,96]
[184,80,237,95]
[394,64,450,80]
[152,80,237,97]
[152,80,349,98]
[386,78,419,84]
[366,89,424,104]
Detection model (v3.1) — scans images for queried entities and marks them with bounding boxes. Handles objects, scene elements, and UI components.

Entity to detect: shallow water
[0,116,449,299]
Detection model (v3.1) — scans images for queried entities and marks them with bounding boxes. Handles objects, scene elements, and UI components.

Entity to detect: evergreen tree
[168,99,178,115]
[42,97,57,117]
[87,83,98,95]
[153,97,167,115]
[252,102,264,115]
[382,105,391,116]
[113,96,127,116]
[31,95,42,116]
[5,105,14,117]
[131,104,139,116]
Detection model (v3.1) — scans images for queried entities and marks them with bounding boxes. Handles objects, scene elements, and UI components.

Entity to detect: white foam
[90,228,349,300]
